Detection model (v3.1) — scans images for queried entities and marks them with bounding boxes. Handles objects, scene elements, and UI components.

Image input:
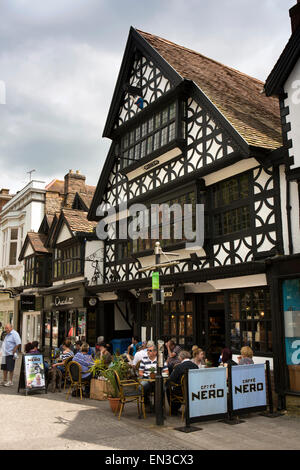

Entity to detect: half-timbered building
[88,27,293,406]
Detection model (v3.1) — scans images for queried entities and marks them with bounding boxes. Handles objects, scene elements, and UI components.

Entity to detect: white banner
[231,364,266,411]
[188,367,227,418]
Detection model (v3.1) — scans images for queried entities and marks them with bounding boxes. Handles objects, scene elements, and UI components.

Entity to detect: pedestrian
[0,324,21,387]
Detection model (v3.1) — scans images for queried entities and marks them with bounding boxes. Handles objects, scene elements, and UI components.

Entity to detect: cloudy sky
[0,0,296,193]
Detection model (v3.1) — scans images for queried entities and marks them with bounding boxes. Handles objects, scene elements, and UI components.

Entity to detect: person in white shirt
[0,324,21,387]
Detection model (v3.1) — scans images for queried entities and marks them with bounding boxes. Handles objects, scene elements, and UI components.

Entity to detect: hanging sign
[152,271,160,290]
[18,354,46,395]
[231,363,266,412]
[187,367,227,421]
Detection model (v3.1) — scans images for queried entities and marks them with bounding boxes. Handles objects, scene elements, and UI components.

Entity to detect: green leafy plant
[90,356,130,398]
[89,357,106,379]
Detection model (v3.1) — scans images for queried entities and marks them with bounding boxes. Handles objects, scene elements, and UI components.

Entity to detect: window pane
[11,229,18,240]
[9,242,17,265]
[231,322,241,350]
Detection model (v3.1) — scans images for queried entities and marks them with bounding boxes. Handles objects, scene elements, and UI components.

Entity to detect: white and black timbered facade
[88,27,294,406]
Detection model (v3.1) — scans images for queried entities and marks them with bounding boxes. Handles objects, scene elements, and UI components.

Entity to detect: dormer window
[119,99,186,170]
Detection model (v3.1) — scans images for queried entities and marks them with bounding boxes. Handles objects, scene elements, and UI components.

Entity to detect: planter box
[90,378,113,401]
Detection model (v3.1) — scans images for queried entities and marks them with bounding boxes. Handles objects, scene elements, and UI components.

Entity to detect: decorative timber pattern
[101,91,280,283]
[115,52,172,128]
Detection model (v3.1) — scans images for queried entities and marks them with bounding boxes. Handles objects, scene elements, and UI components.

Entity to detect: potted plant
[89,358,113,401]
[98,356,130,412]
[149,367,156,379]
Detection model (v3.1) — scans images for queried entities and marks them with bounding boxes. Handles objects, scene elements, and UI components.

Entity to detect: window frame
[52,241,83,281]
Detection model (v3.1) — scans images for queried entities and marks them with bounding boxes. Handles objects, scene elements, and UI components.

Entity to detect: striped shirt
[139,356,168,378]
[59,350,74,362]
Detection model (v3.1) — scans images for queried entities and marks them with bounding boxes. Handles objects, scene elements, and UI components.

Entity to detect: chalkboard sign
[18,354,47,395]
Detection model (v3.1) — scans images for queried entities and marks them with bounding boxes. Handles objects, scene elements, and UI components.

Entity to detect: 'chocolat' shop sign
[52,295,74,307]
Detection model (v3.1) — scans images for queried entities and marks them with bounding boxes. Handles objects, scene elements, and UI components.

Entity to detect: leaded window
[211,173,251,237]
[53,243,82,280]
[119,100,186,170]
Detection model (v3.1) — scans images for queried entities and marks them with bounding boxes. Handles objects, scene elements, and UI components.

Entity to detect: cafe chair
[169,375,186,421]
[66,361,90,400]
[63,356,74,391]
[114,371,146,420]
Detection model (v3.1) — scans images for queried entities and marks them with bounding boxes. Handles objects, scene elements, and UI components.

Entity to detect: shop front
[20,294,44,349]
[42,285,99,356]
[136,284,273,367]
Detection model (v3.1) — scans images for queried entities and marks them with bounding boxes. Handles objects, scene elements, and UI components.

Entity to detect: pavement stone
[0,358,300,451]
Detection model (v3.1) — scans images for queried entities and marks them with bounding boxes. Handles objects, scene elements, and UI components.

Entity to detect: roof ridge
[136,28,264,85]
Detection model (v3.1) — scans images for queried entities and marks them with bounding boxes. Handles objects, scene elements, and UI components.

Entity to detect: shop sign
[52,295,74,307]
[20,295,36,311]
[152,272,160,290]
[188,367,227,419]
[138,286,185,302]
[231,364,266,411]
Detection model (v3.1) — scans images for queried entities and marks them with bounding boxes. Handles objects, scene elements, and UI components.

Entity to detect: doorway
[205,294,225,366]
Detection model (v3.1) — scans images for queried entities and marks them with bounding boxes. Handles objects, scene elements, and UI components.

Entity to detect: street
[0,360,299,451]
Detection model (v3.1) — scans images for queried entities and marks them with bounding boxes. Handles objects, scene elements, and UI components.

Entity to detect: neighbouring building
[18,173,100,352]
[264,1,300,401]
[87,26,296,409]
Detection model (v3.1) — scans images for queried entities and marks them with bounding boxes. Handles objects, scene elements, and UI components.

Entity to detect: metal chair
[114,371,146,420]
[66,361,90,400]
[169,374,186,421]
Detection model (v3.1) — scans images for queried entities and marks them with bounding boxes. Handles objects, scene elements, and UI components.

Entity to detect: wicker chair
[168,374,186,421]
[114,371,146,420]
[66,361,90,400]
[63,356,74,390]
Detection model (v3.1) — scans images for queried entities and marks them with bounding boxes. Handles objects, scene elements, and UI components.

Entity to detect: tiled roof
[45,179,65,193]
[137,29,282,150]
[27,232,50,254]
[62,209,97,233]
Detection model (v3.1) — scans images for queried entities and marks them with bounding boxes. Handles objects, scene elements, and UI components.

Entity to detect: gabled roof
[19,232,50,261]
[136,29,282,150]
[62,209,97,234]
[72,192,94,212]
[103,27,282,149]
[265,26,300,96]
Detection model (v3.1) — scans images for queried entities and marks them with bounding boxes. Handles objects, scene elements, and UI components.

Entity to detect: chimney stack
[289,1,300,34]
[64,169,86,208]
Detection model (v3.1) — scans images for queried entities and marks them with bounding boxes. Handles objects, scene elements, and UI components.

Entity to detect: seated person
[127,336,142,357]
[29,341,50,376]
[238,346,254,365]
[73,343,95,395]
[24,342,33,354]
[95,341,112,367]
[166,350,198,415]
[52,340,74,374]
[138,345,168,404]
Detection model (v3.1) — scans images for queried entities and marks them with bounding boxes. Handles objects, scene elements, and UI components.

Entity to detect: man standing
[1,324,21,387]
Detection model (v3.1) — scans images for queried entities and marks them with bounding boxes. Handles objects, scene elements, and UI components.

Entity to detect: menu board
[18,354,46,394]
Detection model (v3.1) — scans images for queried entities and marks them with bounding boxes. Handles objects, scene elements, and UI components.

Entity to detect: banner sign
[24,354,46,390]
[188,368,227,420]
[152,272,160,290]
[231,364,266,411]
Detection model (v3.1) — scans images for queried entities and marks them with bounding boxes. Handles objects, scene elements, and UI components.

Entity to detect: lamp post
[153,241,164,426]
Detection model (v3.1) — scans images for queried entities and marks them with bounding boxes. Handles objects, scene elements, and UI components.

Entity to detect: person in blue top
[0,324,21,387]
[73,343,94,396]
[127,336,142,357]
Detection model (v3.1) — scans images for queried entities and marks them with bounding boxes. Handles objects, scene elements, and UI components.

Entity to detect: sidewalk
[0,358,299,450]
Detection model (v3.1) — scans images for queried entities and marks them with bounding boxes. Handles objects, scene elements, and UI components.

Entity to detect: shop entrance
[205,294,225,366]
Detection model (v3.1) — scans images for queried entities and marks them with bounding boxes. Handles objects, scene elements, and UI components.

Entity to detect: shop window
[228,288,272,354]
[162,300,194,348]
